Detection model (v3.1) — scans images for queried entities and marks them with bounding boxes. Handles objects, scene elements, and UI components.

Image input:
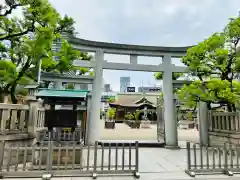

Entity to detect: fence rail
[184,142,240,177]
[36,108,45,129]
[0,103,46,135]
[0,136,139,179]
[208,111,239,133]
[0,104,29,134]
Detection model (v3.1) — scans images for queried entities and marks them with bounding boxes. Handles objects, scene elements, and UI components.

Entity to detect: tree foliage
[65,83,74,90]
[107,107,116,120]
[154,72,183,80]
[0,0,91,103]
[107,97,115,103]
[177,15,240,111]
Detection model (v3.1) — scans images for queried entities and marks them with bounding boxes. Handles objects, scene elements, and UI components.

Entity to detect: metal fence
[184,142,240,177]
[0,139,139,179]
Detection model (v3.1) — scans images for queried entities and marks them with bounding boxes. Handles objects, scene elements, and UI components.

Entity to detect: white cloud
[49,0,240,91]
[3,0,240,91]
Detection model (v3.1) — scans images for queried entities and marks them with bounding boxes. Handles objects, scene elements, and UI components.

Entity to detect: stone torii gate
[68,36,191,148]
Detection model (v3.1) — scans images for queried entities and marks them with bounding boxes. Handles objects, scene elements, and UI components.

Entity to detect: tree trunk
[207,102,211,109]
[232,104,236,112]
[227,104,233,112]
[41,81,51,88]
[0,93,4,103]
[10,86,17,104]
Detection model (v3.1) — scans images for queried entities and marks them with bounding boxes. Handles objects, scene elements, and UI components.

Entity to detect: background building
[104,84,111,92]
[120,76,130,93]
[138,86,162,93]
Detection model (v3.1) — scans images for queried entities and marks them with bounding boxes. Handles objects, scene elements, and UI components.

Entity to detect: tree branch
[4,56,31,92]
[0,20,35,41]
[210,104,225,110]
[0,4,21,17]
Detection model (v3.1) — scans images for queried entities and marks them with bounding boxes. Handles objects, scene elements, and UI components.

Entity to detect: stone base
[164,145,180,150]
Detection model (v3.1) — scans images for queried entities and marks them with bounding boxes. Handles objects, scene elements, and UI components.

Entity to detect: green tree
[177,15,240,111]
[134,110,141,121]
[65,83,74,90]
[107,107,116,120]
[154,72,184,94]
[107,97,115,103]
[154,72,183,80]
[0,0,91,103]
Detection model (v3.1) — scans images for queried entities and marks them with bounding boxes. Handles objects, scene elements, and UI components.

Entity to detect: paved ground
[100,121,199,143]
[9,175,240,180]
[7,148,240,179]
[8,122,236,179]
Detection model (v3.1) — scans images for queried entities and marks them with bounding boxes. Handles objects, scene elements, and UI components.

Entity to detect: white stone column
[85,94,91,143]
[198,101,209,146]
[87,50,104,145]
[162,55,178,148]
[55,80,63,89]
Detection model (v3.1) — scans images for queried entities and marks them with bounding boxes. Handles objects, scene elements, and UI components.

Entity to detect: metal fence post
[134,141,140,178]
[185,142,195,177]
[186,142,191,170]
[92,141,98,179]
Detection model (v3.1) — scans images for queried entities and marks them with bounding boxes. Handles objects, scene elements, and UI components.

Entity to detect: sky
[18,0,240,91]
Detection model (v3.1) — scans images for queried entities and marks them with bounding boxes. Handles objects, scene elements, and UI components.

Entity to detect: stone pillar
[27,100,39,138]
[157,97,164,140]
[162,55,178,148]
[85,94,91,143]
[198,101,209,146]
[55,80,63,89]
[87,50,104,145]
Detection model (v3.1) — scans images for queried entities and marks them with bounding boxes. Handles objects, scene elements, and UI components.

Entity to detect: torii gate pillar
[162,55,179,149]
[86,50,104,145]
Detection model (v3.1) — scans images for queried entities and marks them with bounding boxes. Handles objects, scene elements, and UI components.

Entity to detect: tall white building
[120,76,130,93]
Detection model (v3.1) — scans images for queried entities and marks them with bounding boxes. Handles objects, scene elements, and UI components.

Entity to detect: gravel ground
[100,121,199,143]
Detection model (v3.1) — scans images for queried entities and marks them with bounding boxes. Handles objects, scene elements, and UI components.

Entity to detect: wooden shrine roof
[109,95,156,108]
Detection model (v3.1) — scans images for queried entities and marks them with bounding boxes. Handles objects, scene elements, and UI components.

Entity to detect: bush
[125,112,134,120]
[107,107,116,120]
[134,110,141,121]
